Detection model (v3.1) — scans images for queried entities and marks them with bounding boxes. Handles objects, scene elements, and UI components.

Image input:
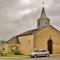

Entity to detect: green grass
[0,53,24,57]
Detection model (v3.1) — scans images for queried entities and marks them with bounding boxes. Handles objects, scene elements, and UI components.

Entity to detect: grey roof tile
[7,36,20,44]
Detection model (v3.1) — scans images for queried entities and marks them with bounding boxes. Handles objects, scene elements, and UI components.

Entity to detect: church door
[48,40,53,54]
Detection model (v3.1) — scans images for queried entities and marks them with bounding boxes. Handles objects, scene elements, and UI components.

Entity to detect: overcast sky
[0,0,60,40]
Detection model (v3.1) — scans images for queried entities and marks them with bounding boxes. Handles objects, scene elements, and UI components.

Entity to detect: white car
[30,50,49,58]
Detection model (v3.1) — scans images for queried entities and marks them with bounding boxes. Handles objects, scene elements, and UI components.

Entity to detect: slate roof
[17,25,60,37]
[40,7,47,18]
[7,36,20,44]
[1,25,60,45]
[17,29,39,36]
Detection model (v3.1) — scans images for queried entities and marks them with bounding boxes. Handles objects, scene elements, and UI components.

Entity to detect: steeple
[40,7,47,18]
[37,6,50,29]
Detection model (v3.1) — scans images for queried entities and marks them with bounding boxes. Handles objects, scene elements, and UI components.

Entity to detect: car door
[37,50,44,56]
[40,50,47,56]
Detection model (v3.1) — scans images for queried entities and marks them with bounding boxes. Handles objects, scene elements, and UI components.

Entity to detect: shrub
[14,52,23,55]
[14,52,20,55]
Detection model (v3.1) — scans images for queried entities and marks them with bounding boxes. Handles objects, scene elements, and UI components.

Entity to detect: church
[1,7,60,55]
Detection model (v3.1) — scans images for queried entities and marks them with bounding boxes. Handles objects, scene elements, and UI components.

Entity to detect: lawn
[0,53,24,57]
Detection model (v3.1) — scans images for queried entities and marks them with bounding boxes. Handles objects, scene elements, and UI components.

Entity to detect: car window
[41,50,47,52]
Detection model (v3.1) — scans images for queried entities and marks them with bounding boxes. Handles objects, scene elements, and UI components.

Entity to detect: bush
[14,52,20,55]
[1,52,7,56]
[14,52,23,55]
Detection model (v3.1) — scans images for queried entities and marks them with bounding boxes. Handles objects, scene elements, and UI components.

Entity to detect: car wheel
[34,54,37,58]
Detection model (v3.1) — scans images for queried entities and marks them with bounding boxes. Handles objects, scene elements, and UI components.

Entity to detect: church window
[11,45,17,51]
[29,40,30,44]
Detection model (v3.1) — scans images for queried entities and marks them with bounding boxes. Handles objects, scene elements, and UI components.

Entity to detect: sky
[0,0,60,40]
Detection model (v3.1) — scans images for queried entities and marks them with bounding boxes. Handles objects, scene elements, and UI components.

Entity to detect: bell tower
[37,7,50,29]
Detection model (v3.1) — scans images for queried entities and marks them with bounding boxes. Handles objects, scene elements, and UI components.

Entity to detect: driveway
[0,55,60,60]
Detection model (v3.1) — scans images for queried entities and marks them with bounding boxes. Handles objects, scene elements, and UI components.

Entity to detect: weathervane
[42,2,44,7]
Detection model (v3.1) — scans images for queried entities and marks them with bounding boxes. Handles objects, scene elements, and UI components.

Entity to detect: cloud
[0,0,60,40]
[20,0,32,5]
[20,9,32,16]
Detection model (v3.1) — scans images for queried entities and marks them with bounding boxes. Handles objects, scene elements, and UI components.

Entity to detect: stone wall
[5,44,20,53]
[18,34,34,55]
[34,26,60,54]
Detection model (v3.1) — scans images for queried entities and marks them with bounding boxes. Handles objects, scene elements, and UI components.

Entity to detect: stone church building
[1,7,60,55]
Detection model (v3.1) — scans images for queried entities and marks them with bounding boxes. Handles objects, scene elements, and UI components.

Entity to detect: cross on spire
[42,2,44,7]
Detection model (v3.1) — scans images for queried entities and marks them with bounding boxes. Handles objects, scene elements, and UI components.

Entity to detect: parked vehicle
[30,50,49,58]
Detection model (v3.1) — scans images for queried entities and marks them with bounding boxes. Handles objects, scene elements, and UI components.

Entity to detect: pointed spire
[40,7,47,18]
